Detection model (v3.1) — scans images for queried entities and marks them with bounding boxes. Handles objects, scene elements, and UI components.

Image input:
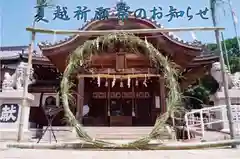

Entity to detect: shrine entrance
[83,78,155,126]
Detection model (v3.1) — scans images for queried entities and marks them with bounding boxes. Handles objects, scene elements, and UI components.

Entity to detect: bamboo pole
[228,0,240,52]
[26,27,225,36]
[17,25,36,142]
[221,32,231,73]
[210,2,236,148]
[215,30,236,148]
[6,139,240,150]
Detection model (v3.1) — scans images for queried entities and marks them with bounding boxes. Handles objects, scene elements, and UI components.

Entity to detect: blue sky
[0,0,240,46]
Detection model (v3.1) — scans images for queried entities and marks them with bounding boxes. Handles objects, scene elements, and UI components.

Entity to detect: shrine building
[0,8,218,127]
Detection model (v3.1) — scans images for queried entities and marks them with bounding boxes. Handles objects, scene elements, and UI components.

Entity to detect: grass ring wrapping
[60,33,182,149]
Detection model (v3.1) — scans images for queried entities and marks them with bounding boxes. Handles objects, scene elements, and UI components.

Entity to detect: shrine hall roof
[0,45,218,66]
[38,10,203,51]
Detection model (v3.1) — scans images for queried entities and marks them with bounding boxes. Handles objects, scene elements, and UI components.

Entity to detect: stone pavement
[1,148,240,159]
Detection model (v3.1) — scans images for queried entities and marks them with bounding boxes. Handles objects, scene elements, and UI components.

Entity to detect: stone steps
[31,126,174,142]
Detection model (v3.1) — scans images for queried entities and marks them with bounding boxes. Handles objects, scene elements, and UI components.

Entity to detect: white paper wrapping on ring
[83,105,90,116]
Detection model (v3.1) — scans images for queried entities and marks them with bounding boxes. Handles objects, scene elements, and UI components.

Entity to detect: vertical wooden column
[76,77,84,123]
[131,79,135,117]
[107,79,111,117]
[159,77,166,114]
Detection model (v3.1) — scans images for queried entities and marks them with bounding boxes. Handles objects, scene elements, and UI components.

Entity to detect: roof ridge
[39,15,203,50]
[0,45,28,51]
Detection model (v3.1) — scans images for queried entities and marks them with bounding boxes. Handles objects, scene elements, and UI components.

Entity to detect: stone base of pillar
[210,89,240,131]
[0,91,34,141]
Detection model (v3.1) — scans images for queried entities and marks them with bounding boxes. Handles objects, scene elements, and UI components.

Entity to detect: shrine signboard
[92,92,151,99]
[0,104,19,123]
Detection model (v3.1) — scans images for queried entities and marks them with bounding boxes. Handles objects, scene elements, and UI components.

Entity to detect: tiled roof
[0,46,27,60]
[0,46,46,60]
[0,50,21,60]
[0,45,28,51]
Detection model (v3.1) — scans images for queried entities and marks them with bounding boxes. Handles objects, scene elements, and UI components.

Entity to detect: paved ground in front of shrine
[1,148,240,159]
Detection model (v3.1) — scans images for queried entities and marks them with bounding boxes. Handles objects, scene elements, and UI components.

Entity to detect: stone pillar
[0,91,34,141]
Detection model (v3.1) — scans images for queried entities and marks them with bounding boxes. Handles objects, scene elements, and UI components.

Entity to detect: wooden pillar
[76,78,84,123]
[159,77,166,113]
[131,79,135,117]
[107,79,110,117]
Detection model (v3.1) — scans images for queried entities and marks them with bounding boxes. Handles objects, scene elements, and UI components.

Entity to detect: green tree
[207,37,240,73]
[184,36,240,110]
[183,85,209,110]
[183,75,219,110]
[183,0,239,110]
[184,37,240,110]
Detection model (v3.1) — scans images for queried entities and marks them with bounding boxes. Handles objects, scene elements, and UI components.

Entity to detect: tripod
[37,107,63,143]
